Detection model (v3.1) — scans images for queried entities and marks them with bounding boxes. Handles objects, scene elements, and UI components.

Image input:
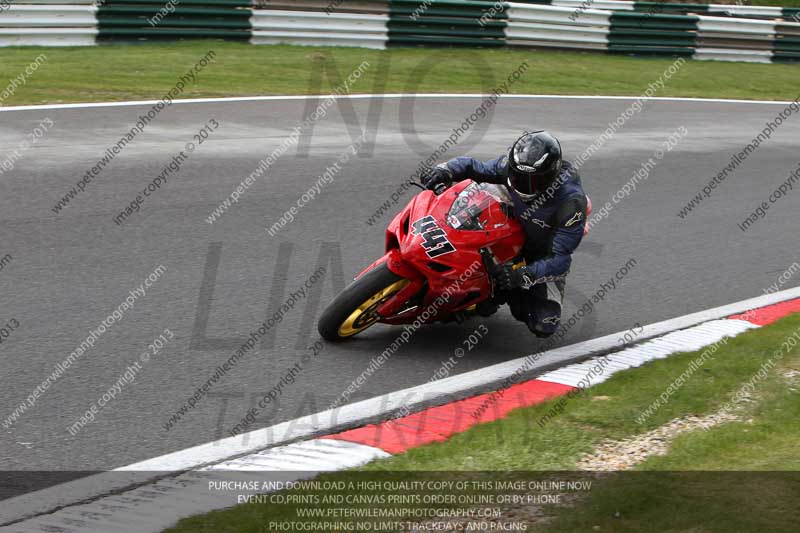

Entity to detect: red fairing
[359,180,526,325]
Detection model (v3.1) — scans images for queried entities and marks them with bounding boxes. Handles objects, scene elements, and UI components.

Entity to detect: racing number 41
[411,216,456,259]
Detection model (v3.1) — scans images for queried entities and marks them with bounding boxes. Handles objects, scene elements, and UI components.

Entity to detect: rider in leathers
[421,131,588,338]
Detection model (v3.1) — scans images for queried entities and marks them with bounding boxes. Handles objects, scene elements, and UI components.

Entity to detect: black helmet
[507,131,563,200]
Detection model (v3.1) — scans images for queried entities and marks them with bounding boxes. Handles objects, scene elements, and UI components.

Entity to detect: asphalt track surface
[0,95,798,474]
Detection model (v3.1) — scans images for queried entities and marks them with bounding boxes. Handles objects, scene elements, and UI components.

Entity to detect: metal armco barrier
[96,0,252,41]
[0,0,798,63]
[505,0,800,61]
[387,0,506,46]
[0,3,97,46]
[250,9,388,48]
[527,0,800,21]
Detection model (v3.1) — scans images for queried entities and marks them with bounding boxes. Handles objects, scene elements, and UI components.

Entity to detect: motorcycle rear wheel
[318,263,409,341]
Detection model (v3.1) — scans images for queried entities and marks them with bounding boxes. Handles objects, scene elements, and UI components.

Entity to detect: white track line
[537,318,758,388]
[0,93,797,112]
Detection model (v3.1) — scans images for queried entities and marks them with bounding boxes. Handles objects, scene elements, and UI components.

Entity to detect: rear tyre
[318,263,408,341]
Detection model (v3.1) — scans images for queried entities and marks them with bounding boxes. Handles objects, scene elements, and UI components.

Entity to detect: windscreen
[446,182,514,231]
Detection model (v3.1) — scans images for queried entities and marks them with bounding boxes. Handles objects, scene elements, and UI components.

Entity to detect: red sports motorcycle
[318,180,529,341]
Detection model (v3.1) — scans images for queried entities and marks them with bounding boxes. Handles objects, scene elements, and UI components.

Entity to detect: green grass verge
[166,313,800,532]
[0,43,799,107]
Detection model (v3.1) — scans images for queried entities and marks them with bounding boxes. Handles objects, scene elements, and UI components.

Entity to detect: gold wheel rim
[338,279,409,337]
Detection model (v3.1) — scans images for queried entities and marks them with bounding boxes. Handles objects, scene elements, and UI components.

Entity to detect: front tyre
[318,263,409,341]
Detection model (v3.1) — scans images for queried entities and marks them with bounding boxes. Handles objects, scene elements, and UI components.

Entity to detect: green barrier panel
[774,39,800,51]
[772,52,800,61]
[97,1,253,39]
[97,7,251,29]
[633,2,709,14]
[389,24,506,37]
[608,44,695,56]
[389,0,507,47]
[609,11,696,51]
[608,35,696,47]
[97,16,251,29]
[611,28,696,39]
[610,12,699,31]
[389,16,506,29]
[97,27,250,39]
[388,34,507,46]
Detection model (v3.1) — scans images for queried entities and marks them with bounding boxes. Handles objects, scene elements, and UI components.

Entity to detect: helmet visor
[508,166,538,199]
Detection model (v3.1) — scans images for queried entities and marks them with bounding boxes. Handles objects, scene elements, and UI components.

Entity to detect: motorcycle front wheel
[317,263,409,341]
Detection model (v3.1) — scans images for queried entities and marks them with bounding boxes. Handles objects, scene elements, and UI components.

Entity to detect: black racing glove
[491,263,531,292]
[420,165,453,193]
